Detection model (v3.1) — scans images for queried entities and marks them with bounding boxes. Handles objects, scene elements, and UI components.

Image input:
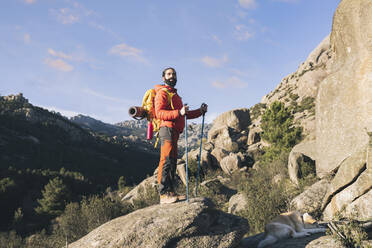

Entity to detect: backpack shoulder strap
[161,88,175,110]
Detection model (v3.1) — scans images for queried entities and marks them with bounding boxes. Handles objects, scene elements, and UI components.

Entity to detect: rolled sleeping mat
[128,106,146,120]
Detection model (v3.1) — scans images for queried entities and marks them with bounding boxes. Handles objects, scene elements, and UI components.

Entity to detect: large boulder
[247,127,261,146]
[207,109,251,153]
[321,148,366,211]
[220,153,242,175]
[343,189,372,221]
[288,140,317,185]
[290,179,330,215]
[210,147,229,166]
[228,193,249,215]
[316,0,372,176]
[323,164,372,221]
[208,126,239,152]
[209,108,250,132]
[69,198,249,248]
[321,132,372,221]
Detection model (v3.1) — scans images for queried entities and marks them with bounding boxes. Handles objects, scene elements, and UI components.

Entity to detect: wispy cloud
[201,55,228,68]
[109,43,148,64]
[238,0,257,9]
[234,24,254,40]
[83,88,133,104]
[24,0,36,4]
[23,33,31,44]
[50,8,80,24]
[49,1,96,25]
[211,76,248,89]
[48,48,74,60]
[47,48,87,62]
[44,58,74,72]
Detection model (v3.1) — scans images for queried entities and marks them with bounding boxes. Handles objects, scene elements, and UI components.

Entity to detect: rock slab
[69,198,249,248]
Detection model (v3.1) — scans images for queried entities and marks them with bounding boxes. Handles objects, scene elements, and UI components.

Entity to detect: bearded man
[154,67,208,204]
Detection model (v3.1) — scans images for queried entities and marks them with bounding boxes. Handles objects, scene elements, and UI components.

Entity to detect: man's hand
[180,104,189,116]
[200,103,208,114]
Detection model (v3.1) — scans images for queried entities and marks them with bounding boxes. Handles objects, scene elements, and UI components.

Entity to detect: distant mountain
[71,115,212,156]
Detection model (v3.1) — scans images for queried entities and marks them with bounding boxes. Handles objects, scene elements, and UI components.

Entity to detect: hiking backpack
[141,87,175,145]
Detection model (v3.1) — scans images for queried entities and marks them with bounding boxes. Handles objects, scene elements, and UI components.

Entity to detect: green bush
[289,93,299,101]
[0,231,24,248]
[237,152,292,235]
[261,101,302,162]
[35,177,70,217]
[327,219,369,248]
[249,103,266,121]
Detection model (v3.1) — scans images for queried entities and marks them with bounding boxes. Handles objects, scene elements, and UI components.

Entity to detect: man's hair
[162,67,176,77]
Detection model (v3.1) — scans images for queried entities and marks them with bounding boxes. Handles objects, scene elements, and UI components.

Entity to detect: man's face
[163,69,177,87]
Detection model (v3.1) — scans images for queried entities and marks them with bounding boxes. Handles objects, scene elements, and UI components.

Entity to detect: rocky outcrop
[208,108,250,153]
[228,193,248,215]
[288,140,316,185]
[205,109,254,174]
[69,198,248,248]
[210,108,251,132]
[261,34,332,136]
[322,143,371,221]
[290,179,330,214]
[220,153,242,175]
[316,0,372,176]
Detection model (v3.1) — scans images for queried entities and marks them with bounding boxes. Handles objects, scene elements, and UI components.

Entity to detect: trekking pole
[195,113,205,196]
[185,113,189,203]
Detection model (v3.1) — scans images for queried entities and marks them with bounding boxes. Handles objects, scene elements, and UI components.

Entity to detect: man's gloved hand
[200,103,208,114]
[180,104,189,116]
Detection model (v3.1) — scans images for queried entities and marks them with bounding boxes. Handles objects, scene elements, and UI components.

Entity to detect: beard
[165,78,177,87]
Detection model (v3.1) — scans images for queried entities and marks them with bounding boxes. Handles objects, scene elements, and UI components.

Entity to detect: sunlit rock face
[316,0,372,176]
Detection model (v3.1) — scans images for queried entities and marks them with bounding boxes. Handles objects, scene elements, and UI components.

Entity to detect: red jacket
[154,84,202,133]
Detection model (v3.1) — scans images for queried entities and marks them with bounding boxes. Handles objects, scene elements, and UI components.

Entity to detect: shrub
[35,177,71,217]
[131,184,159,210]
[0,231,24,248]
[237,152,292,235]
[289,93,299,101]
[328,219,369,248]
[261,101,302,162]
[249,103,266,121]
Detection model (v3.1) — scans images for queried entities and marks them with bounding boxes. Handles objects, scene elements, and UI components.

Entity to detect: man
[155,67,208,204]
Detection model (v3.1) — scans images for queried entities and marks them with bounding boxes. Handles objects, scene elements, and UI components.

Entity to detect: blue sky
[1,0,339,124]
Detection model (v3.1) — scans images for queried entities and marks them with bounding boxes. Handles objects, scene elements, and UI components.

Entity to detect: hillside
[0,94,159,233]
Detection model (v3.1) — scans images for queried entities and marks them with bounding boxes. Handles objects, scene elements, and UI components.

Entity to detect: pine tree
[35,177,70,216]
[261,101,302,162]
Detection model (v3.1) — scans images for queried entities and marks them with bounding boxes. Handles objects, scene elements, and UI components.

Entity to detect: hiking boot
[160,193,178,204]
[169,192,187,201]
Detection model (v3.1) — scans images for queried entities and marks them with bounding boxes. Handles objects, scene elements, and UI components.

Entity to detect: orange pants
[157,127,179,194]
